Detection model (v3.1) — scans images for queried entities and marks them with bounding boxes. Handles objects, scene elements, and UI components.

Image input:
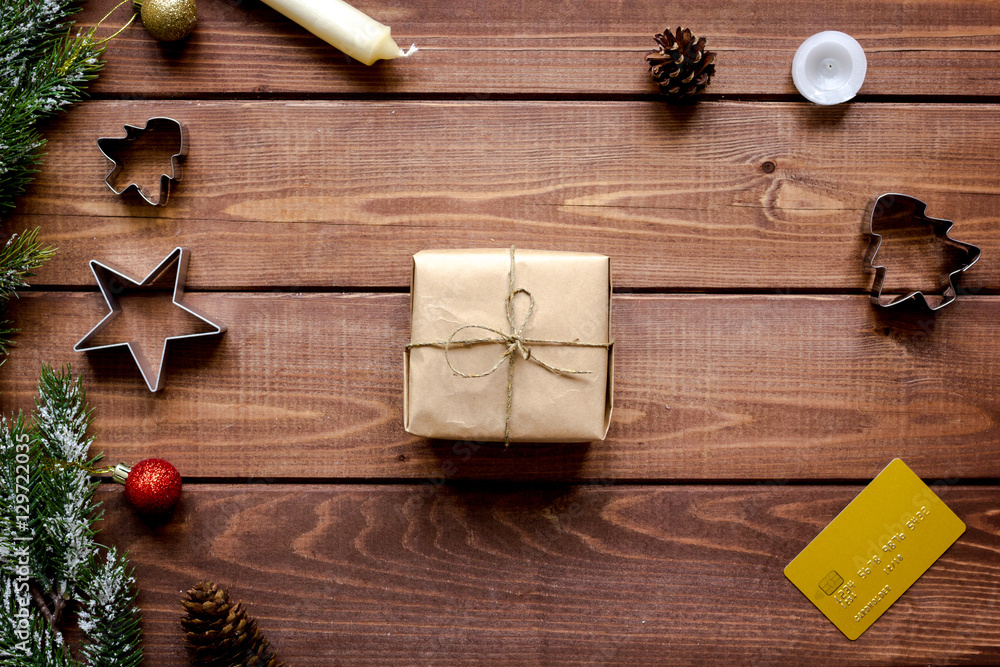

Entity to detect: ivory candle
[259,0,416,66]
[792,31,867,105]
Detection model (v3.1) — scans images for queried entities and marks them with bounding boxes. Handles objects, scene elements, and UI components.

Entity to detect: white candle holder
[792,31,867,105]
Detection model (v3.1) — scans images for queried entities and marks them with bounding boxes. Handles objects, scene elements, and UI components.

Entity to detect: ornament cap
[112,463,132,485]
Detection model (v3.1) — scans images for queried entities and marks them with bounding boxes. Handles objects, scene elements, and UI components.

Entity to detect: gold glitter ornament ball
[135,0,197,42]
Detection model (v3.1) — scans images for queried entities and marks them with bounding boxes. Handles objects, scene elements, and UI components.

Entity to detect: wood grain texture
[95,483,1000,665]
[73,0,1000,96]
[8,3,1000,662]
[3,292,998,481]
[13,100,1000,290]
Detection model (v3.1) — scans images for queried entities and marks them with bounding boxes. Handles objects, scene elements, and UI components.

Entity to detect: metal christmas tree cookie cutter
[864,193,981,311]
[97,117,185,206]
[74,247,226,392]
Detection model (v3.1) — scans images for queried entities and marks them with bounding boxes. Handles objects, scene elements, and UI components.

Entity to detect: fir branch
[0,367,142,663]
[0,319,19,361]
[0,411,31,576]
[32,365,101,601]
[0,229,55,301]
[0,576,78,666]
[34,364,94,464]
[1,0,105,218]
[78,548,142,667]
[0,228,55,357]
[1,0,106,364]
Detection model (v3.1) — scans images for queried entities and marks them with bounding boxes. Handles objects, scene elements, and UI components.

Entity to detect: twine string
[407,246,611,445]
[90,0,137,46]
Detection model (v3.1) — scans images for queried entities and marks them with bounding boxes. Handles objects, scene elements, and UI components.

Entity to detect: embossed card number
[784,459,966,640]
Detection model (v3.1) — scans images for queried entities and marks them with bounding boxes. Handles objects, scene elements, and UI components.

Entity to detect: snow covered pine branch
[0,365,142,665]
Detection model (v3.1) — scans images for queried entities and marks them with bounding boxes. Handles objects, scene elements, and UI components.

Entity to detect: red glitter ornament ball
[115,458,182,516]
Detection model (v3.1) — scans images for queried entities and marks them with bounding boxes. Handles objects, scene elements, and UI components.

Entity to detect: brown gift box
[404,248,613,443]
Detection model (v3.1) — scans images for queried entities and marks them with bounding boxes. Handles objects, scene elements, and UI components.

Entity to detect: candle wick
[402,43,419,57]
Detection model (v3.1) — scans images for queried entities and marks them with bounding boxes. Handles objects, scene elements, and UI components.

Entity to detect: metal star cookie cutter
[74,247,226,392]
[864,193,981,311]
[97,117,185,206]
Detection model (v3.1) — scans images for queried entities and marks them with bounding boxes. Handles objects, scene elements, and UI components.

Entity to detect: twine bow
[407,246,611,445]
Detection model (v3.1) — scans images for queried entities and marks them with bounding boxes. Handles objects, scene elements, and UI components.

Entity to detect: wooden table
[4,0,1000,663]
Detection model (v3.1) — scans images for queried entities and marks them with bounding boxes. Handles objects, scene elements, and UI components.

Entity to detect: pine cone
[646,27,717,101]
[181,581,285,667]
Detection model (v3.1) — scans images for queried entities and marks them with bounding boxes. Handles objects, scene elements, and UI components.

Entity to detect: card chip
[819,570,844,595]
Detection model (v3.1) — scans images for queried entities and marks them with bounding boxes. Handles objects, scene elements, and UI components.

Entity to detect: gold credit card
[784,459,966,640]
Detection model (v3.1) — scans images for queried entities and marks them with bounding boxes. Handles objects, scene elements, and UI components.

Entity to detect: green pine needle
[0,228,56,357]
[0,577,78,666]
[32,365,102,599]
[0,366,141,664]
[1,0,106,364]
[1,0,105,218]
[78,548,142,667]
[0,228,56,299]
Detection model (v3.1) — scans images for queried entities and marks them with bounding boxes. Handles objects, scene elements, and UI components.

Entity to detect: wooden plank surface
[96,483,1000,665]
[7,0,1000,662]
[73,0,1000,97]
[13,100,1000,291]
[3,291,998,481]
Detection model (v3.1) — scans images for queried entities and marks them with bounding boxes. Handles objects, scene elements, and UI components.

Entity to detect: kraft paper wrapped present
[404,247,613,443]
